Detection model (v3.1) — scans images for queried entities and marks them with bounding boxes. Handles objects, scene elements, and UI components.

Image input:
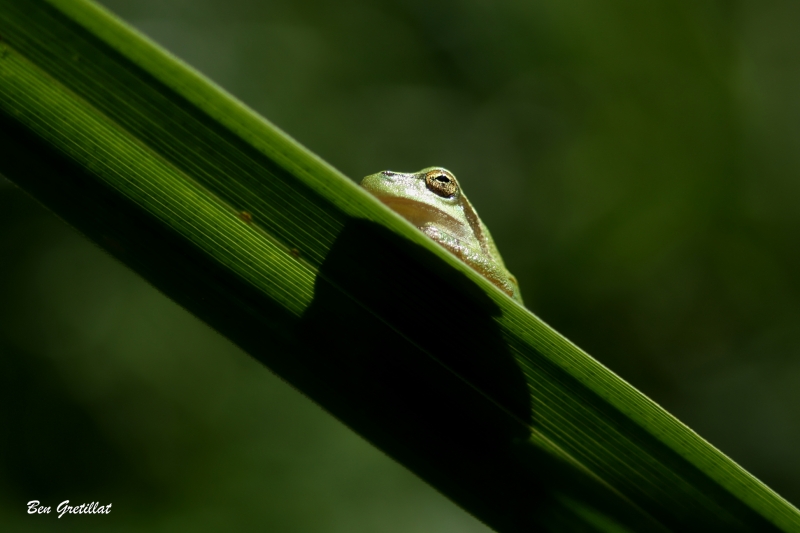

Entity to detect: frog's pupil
[435,175,449,183]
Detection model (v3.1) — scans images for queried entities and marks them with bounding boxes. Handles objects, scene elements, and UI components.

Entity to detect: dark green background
[2,0,799,530]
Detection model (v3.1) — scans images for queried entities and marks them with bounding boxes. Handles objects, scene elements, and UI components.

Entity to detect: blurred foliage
[1,0,800,530]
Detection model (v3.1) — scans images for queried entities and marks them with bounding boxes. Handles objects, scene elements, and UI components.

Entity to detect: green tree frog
[361,167,523,303]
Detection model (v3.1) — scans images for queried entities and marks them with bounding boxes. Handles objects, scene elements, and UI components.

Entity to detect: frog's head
[361,167,523,303]
[360,167,466,230]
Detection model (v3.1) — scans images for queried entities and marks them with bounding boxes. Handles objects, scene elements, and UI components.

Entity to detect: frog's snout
[379,170,405,182]
[360,171,393,194]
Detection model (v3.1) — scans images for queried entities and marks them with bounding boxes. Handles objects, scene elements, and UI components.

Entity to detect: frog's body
[361,167,522,303]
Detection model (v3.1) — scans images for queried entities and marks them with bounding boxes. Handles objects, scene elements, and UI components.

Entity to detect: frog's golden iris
[424,169,458,198]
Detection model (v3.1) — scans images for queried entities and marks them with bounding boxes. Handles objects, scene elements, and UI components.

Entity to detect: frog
[361,167,523,303]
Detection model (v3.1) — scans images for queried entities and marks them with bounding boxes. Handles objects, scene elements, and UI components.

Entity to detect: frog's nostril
[382,171,396,177]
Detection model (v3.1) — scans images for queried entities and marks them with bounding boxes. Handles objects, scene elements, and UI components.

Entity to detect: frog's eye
[425,171,458,198]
